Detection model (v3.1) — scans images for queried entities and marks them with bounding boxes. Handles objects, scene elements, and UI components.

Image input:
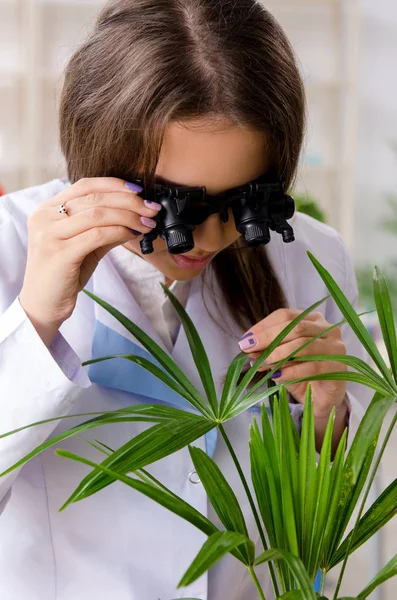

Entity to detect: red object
[0,183,6,196]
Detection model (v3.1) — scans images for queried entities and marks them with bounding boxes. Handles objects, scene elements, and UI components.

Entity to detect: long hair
[60,0,306,350]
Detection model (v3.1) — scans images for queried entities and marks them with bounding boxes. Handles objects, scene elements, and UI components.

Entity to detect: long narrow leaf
[161,283,218,415]
[254,548,316,600]
[178,532,253,588]
[82,354,212,414]
[227,383,284,419]
[298,387,317,567]
[250,421,277,546]
[189,446,253,565]
[0,404,188,478]
[55,448,219,538]
[307,252,394,388]
[241,310,380,406]
[82,289,212,415]
[278,354,394,397]
[373,265,397,381]
[279,389,299,558]
[219,352,248,419]
[318,429,347,569]
[324,393,389,563]
[357,552,397,599]
[271,371,390,396]
[308,409,335,577]
[330,478,397,567]
[61,416,215,509]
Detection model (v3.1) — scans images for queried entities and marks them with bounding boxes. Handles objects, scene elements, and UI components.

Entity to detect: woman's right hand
[18,177,161,347]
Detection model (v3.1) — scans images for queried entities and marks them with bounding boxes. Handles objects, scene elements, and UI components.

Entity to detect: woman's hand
[19,177,161,347]
[238,308,348,419]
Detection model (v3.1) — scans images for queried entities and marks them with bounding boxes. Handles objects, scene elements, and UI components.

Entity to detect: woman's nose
[192,214,225,253]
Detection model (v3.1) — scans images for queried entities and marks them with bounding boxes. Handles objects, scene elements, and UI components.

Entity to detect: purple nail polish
[140,216,157,229]
[238,336,257,351]
[125,181,143,193]
[240,331,254,341]
[144,199,162,211]
[130,229,142,235]
[271,370,282,379]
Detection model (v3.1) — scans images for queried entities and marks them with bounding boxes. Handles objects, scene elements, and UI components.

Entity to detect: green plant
[1,253,397,599]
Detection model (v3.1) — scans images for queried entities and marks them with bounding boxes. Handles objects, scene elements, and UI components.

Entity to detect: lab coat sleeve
[325,232,374,452]
[0,200,91,507]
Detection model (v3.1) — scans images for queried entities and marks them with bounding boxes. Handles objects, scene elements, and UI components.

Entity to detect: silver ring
[57,204,68,215]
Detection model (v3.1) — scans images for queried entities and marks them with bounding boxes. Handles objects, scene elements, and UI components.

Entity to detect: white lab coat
[0,179,372,600]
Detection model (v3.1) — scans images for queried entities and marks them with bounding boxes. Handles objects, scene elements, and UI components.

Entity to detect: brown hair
[60,0,306,343]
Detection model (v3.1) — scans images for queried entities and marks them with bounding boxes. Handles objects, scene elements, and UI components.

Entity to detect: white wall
[354,0,397,266]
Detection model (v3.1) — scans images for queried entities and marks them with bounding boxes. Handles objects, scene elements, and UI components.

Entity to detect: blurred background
[0,0,396,598]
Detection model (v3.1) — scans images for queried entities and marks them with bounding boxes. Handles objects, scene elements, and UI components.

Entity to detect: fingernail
[125,181,143,193]
[239,336,257,351]
[130,229,142,235]
[140,216,157,229]
[144,199,162,211]
[271,370,282,379]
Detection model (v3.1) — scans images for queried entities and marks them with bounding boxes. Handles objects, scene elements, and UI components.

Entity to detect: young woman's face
[123,117,270,282]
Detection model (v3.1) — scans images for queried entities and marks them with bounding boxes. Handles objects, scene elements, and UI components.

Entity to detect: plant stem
[248,566,267,600]
[332,406,397,599]
[218,424,280,598]
[320,568,326,595]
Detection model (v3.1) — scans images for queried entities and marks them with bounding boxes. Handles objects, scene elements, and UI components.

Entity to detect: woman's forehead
[154,119,270,195]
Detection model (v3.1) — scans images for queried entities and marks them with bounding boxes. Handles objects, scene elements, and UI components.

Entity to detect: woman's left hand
[238,308,347,418]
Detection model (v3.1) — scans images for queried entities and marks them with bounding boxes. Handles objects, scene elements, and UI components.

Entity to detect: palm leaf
[60,415,214,509]
[161,282,218,415]
[298,387,317,567]
[307,408,334,577]
[55,448,219,538]
[357,552,397,599]
[0,404,188,478]
[178,532,253,588]
[373,265,397,381]
[254,548,316,600]
[330,477,397,567]
[82,288,212,416]
[82,354,208,410]
[189,445,253,565]
[219,352,248,419]
[307,252,394,388]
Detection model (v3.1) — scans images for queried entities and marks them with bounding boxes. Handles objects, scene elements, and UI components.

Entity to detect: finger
[268,357,347,383]
[250,338,346,371]
[63,224,146,263]
[239,320,340,353]
[47,190,160,221]
[51,201,160,241]
[253,308,325,332]
[40,177,143,209]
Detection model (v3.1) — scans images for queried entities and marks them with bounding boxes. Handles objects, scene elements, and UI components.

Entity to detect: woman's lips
[170,253,214,270]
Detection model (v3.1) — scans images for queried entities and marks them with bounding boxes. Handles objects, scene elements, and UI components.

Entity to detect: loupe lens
[241,221,271,247]
[163,228,194,254]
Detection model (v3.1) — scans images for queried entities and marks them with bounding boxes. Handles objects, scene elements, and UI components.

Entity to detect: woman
[0,1,370,598]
